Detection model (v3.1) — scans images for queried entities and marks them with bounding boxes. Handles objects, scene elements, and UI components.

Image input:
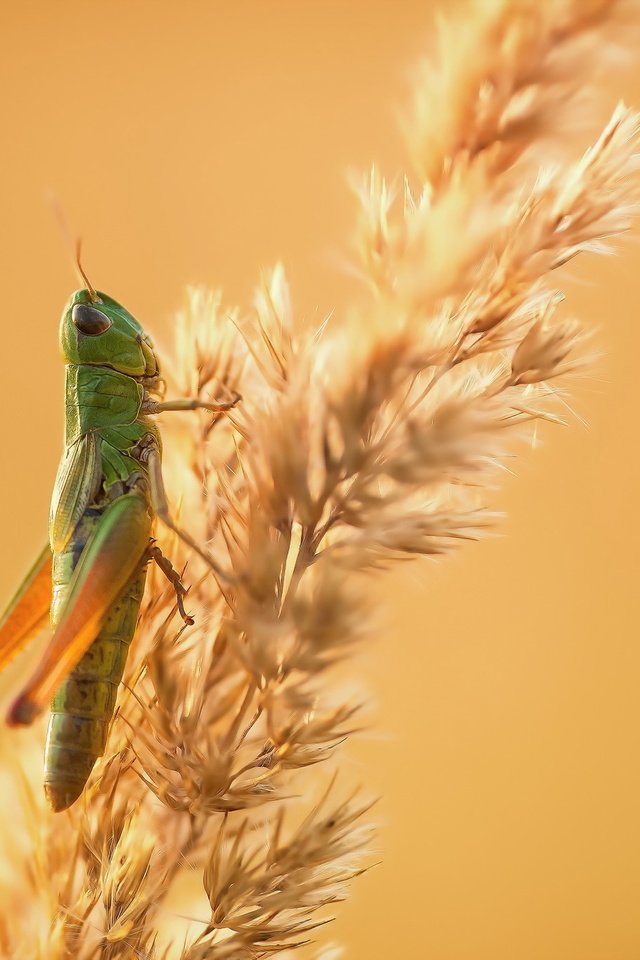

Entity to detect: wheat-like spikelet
[1,1,639,957]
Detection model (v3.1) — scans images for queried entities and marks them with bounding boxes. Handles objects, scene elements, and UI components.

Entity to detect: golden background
[0,2,639,957]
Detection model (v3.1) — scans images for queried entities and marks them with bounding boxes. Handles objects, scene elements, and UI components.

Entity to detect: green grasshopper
[0,266,238,811]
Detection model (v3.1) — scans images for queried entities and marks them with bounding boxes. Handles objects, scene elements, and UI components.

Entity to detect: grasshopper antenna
[47,191,99,303]
[74,238,99,303]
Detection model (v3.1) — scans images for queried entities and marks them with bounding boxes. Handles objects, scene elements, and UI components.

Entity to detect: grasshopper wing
[7,492,151,726]
[49,432,102,553]
[0,544,52,672]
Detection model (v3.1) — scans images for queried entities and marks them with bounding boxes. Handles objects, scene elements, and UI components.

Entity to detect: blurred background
[0,2,639,958]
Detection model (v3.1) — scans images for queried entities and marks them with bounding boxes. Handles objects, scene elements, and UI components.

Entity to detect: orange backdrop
[0,2,639,958]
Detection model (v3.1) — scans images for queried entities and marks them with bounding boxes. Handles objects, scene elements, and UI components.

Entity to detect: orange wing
[0,544,52,672]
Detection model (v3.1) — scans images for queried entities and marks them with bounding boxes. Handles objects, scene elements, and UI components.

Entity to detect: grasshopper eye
[72,303,112,336]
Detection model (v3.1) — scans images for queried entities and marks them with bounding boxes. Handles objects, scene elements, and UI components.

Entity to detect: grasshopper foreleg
[143,391,241,415]
[148,544,194,625]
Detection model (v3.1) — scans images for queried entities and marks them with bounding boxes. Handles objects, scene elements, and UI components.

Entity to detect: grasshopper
[0,270,238,811]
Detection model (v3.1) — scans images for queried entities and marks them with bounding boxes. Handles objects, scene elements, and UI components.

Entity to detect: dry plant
[1,1,639,957]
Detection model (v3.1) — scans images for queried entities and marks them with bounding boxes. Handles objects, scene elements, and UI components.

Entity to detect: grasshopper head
[60,288,159,378]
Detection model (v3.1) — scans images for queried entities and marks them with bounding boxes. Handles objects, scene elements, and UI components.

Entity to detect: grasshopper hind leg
[7,492,152,812]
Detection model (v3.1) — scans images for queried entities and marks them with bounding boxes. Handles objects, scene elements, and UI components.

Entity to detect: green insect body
[46,292,160,810]
[45,321,154,808]
[0,285,237,811]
